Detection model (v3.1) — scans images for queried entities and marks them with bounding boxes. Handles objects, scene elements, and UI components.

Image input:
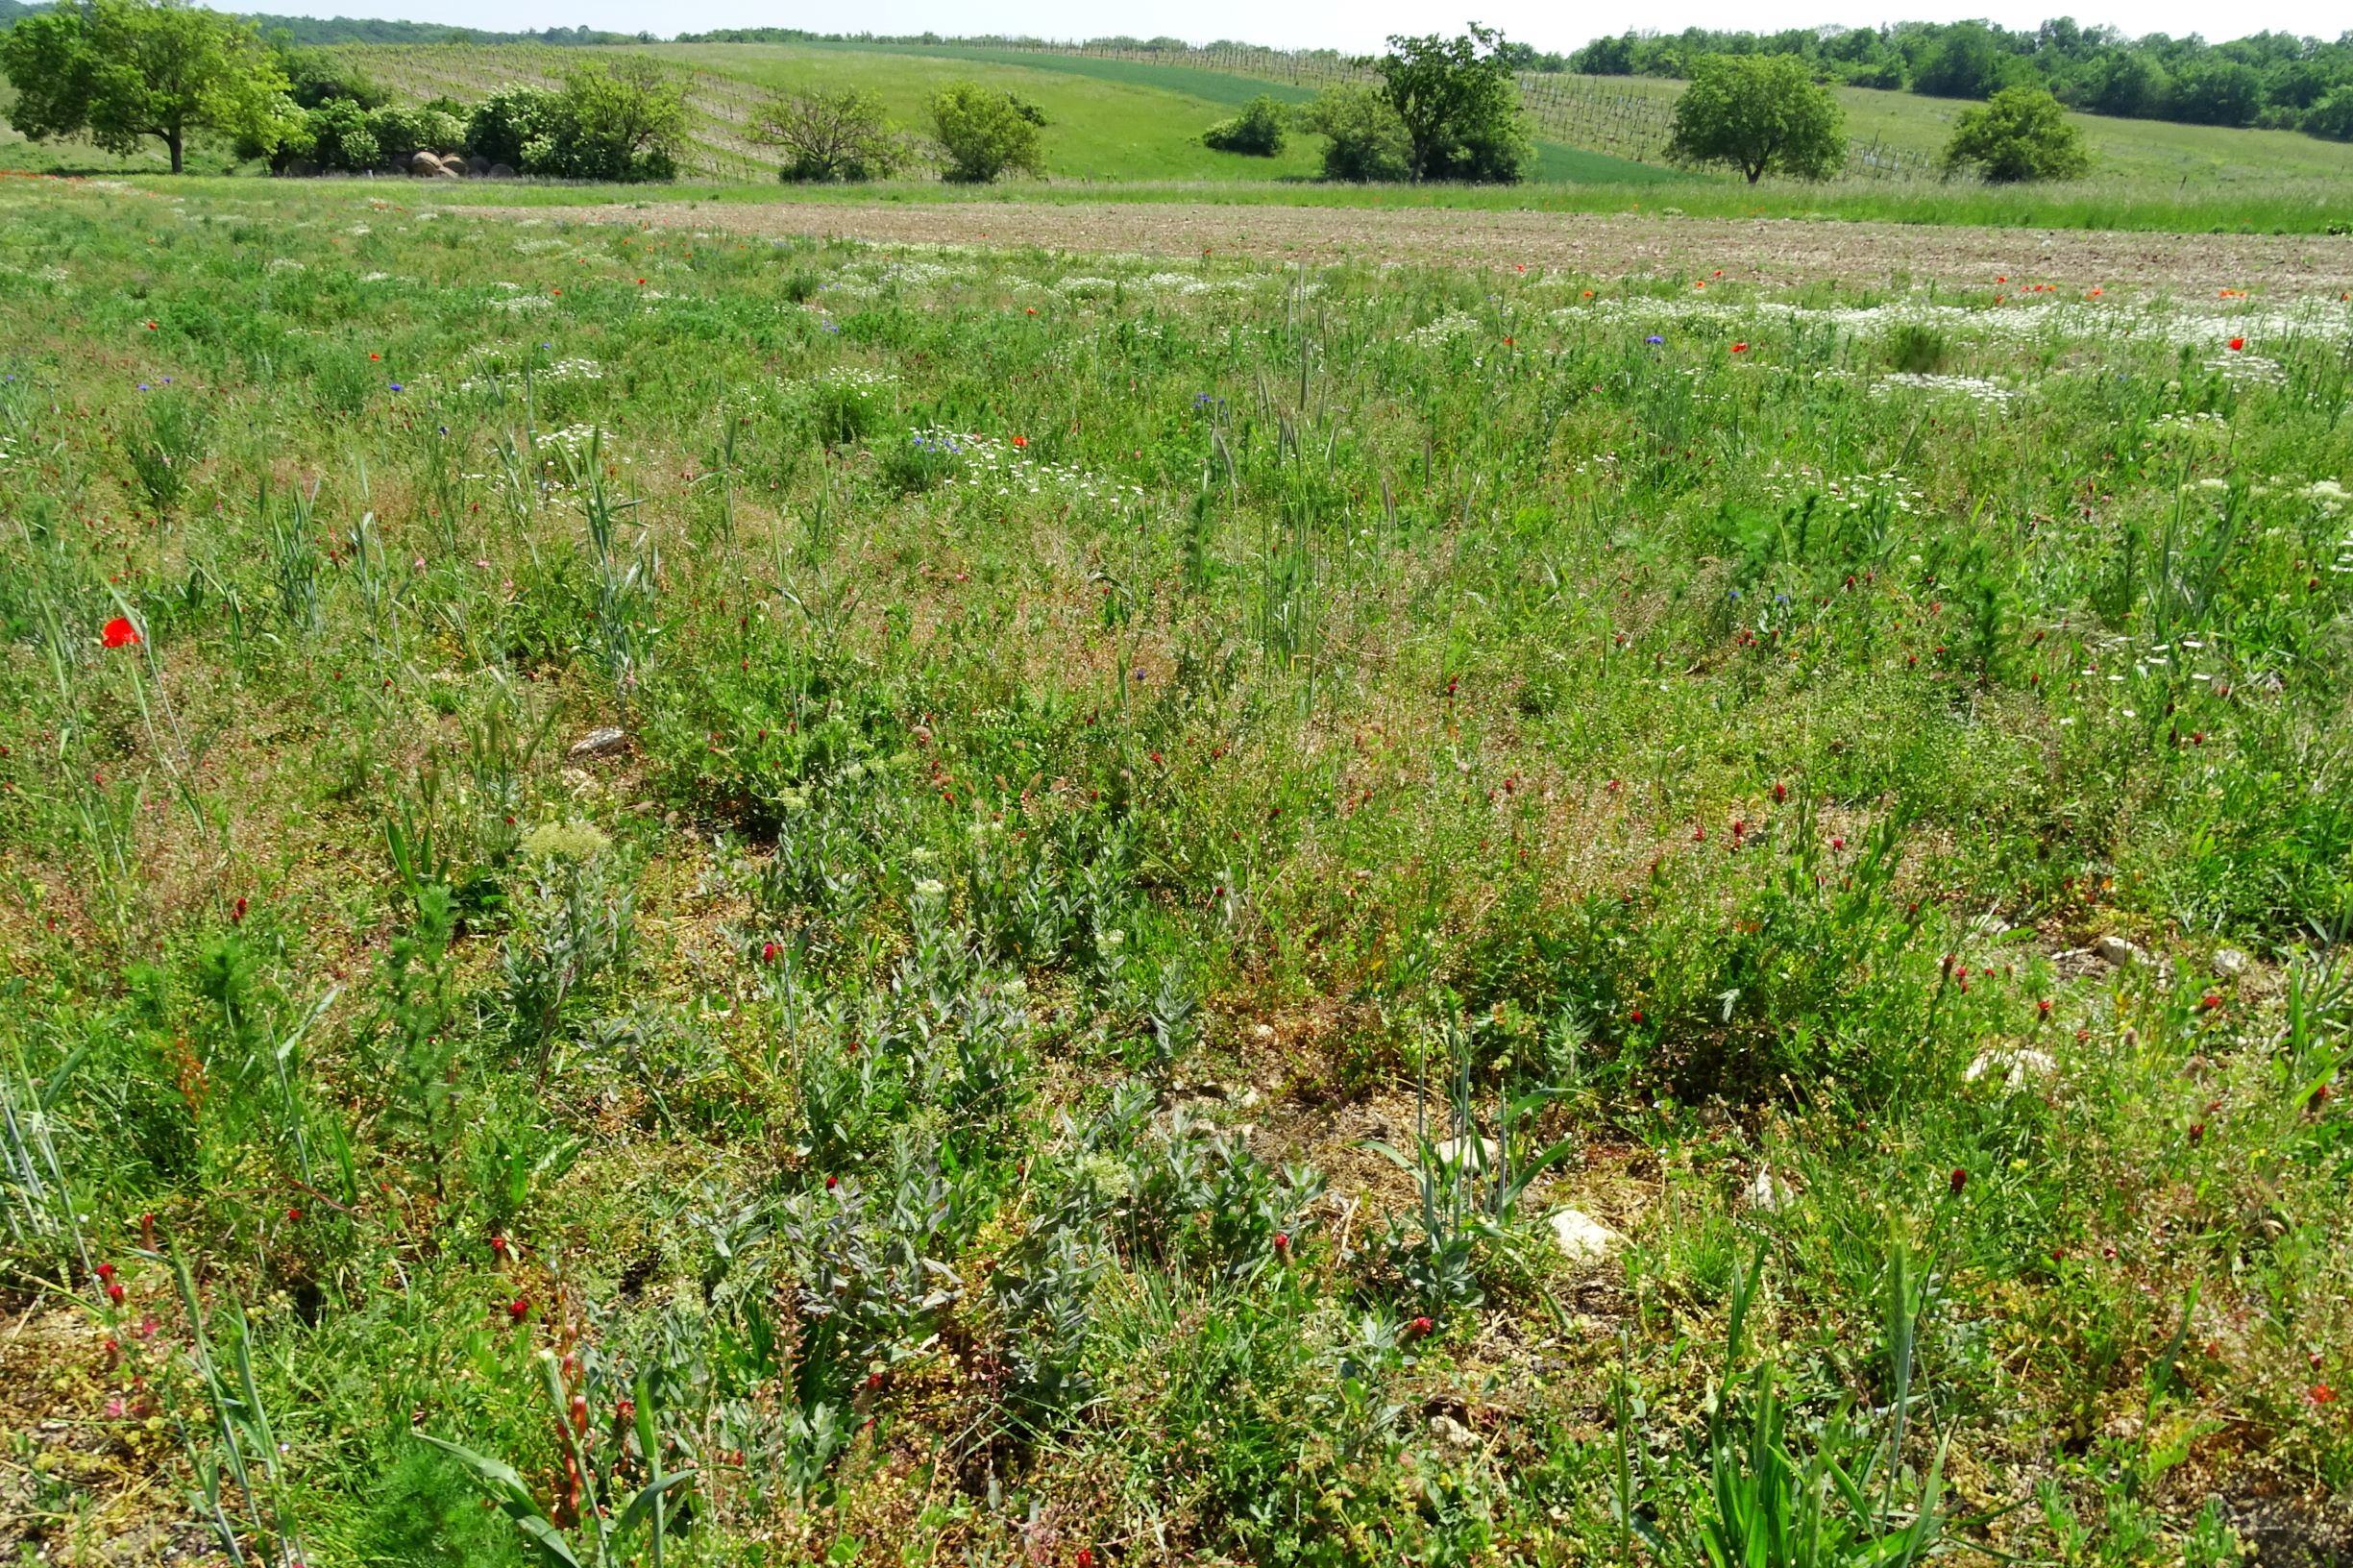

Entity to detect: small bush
[299,96,379,171]
[930,82,1044,184]
[366,103,464,159]
[1886,322,1950,374]
[1940,86,2091,183]
[878,431,963,494]
[754,86,912,183]
[1203,94,1288,156]
[1299,86,1410,183]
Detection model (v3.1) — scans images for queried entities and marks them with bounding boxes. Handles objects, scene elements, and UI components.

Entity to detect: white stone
[1746,1165,1790,1212]
[2214,948,2248,977]
[1433,1137,1499,1170]
[2093,935,2145,968]
[1965,1046,2058,1089]
[1428,1413,1479,1452]
[569,726,627,759]
[1547,1208,1621,1264]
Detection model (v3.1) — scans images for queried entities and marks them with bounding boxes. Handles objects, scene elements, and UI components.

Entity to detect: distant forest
[1550,22,2353,135]
[0,0,639,44]
[1,4,2347,138]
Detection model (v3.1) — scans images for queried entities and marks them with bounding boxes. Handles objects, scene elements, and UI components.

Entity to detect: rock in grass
[409,151,447,178]
[2093,934,2146,968]
[1746,1165,1791,1212]
[1547,1208,1621,1264]
[1965,1045,2058,1090]
[1433,1136,1498,1169]
[2214,947,2248,977]
[1428,1413,1479,1453]
[569,726,628,759]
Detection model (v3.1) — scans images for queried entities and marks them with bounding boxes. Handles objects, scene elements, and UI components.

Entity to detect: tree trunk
[166,130,184,174]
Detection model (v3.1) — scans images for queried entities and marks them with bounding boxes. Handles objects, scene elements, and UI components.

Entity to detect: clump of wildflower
[522,819,611,862]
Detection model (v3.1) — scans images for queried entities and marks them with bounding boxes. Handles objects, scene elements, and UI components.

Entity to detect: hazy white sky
[293,0,2351,52]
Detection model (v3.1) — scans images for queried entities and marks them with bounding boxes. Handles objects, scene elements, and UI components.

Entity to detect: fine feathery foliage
[1201,92,1289,157]
[929,79,1045,183]
[1941,86,2094,182]
[1666,53,1849,184]
[752,85,913,183]
[0,0,294,173]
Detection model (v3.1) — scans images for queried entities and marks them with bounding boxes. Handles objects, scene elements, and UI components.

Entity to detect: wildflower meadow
[0,178,2349,1563]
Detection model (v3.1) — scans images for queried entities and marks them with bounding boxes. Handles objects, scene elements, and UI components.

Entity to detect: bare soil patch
[461,198,2353,294]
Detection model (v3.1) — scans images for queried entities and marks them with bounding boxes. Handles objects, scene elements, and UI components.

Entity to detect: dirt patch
[458,198,2353,295]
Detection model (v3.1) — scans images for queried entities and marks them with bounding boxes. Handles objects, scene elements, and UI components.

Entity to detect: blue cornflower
[389,382,404,392]
[1646,334,1663,345]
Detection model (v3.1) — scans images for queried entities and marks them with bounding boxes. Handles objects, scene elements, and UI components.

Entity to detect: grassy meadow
[1,176,2351,1564]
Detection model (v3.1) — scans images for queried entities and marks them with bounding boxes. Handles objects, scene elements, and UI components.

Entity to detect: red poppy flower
[1011,434,1027,447]
[2227,337,2244,352]
[1730,342,1748,353]
[102,617,140,649]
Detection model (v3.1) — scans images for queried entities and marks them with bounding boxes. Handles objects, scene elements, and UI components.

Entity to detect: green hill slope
[326,40,1676,186]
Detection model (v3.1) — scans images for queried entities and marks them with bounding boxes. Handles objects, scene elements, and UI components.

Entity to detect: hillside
[327,40,1676,185]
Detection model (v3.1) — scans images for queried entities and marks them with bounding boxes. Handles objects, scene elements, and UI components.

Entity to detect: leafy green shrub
[463,84,553,167]
[1299,86,1411,182]
[462,62,682,180]
[2305,86,2353,142]
[1940,86,2092,182]
[1202,93,1289,156]
[297,96,378,170]
[929,81,1044,184]
[365,102,464,159]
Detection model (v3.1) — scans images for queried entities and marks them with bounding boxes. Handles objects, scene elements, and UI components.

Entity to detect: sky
[285,0,2352,51]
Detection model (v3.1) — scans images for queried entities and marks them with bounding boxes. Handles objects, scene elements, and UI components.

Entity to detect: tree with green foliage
[1940,86,2091,182]
[1664,54,1846,184]
[1,0,294,172]
[463,83,551,169]
[1373,24,1532,183]
[1201,93,1287,157]
[2307,86,2353,143]
[1298,85,1409,182]
[365,102,462,160]
[539,57,685,181]
[296,93,376,169]
[2165,59,2263,126]
[929,81,1043,184]
[269,36,384,110]
[752,86,911,182]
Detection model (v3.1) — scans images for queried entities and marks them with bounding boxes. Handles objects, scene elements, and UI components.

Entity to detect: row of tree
[1566,21,2353,142]
[1659,55,2092,184]
[0,0,688,177]
[0,6,2096,188]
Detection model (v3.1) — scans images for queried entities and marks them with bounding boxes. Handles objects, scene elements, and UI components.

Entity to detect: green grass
[1,176,2350,1565]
